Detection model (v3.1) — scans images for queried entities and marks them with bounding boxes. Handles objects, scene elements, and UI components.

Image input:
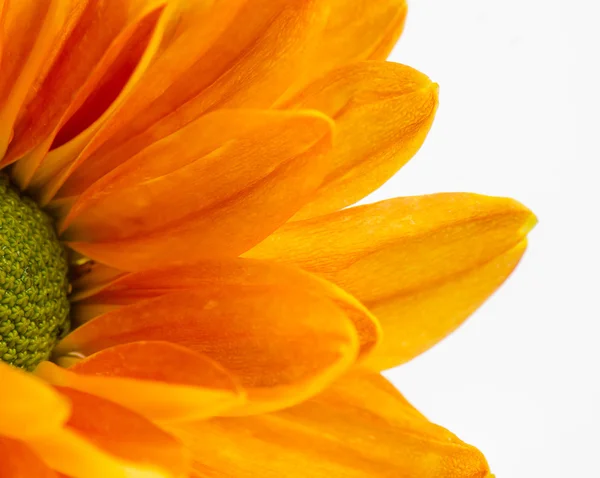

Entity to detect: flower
[0,0,533,476]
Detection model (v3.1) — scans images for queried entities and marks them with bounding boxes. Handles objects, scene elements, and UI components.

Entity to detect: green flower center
[0,174,70,371]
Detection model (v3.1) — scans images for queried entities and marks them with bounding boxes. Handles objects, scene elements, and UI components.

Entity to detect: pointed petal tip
[489,195,538,238]
[250,192,536,371]
[282,61,440,220]
[172,370,492,477]
[521,207,538,236]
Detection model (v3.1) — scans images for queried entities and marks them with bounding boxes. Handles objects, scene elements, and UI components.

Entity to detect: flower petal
[247,193,536,369]
[0,362,70,439]
[55,283,359,415]
[46,0,328,202]
[62,109,334,271]
[71,261,126,293]
[0,0,79,158]
[364,240,529,370]
[282,61,438,219]
[36,341,244,423]
[71,258,380,360]
[0,437,58,478]
[302,0,408,84]
[6,0,166,187]
[171,370,491,477]
[28,387,190,478]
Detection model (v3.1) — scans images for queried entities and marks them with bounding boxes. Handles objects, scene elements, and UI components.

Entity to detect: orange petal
[55,283,359,416]
[0,0,78,158]
[28,387,190,478]
[48,0,328,202]
[247,193,537,369]
[0,437,58,478]
[71,260,126,293]
[364,240,529,370]
[35,341,244,423]
[28,0,243,199]
[0,362,70,439]
[9,0,166,187]
[171,370,491,477]
[71,257,380,360]
[300,0,408,86]
[282,61,438,220]
[63,109,334,271]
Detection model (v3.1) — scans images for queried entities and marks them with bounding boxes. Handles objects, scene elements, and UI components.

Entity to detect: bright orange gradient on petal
[0,0,534,476]
[247,193,536,370]
[171,370,491,477]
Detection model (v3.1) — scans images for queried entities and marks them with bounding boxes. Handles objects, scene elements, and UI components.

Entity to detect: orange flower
[0,0,533,476]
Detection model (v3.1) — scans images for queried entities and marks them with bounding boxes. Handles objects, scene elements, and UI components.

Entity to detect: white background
[374,1,600,476]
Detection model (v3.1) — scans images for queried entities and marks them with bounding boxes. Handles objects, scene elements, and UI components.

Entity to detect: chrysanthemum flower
[0,0,535,476]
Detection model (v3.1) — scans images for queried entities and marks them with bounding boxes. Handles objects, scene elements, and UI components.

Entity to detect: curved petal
[36,341,244,422]
[298,0,408,87]
[55,285,359,415]
[171,370,491,477]
[0,437,58,478]
[0,0,81,158]
[6,0,166,187]
[282,61,438,219]
[28,387,190,478]
[63,109,334,271]
[72,258,380,360]
[364,240,529,370]
[0,362,70,439]
[247,193,537,369]
[46,0,329,202]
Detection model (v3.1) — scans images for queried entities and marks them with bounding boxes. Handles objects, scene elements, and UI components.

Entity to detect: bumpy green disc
[0,175,70,370]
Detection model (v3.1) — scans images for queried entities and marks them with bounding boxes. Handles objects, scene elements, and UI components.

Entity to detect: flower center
[0,174,70,371]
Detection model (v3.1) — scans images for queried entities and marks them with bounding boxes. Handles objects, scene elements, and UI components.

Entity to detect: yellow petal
[364,240,529,370]
[0,362,70,439]
[247,193,536,369]
[301,0,408,85]
[56,281,359,416]
[0,437,58,478]
[282,61,438,219]
[36,341,245,423]
[71,258,380,360]
[171,370,491,477]
[28,387,190,478]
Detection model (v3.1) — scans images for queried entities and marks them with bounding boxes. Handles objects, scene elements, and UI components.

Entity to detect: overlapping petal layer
[247,193,536,369]
[56,269,360,415]
[0,0,83,158]
[285,0,408,94]
[311,0,408,71]
[4,0,168,186]
[70,258,381,359]
[0,1,532,477]
[0,436,58,478]
[62,109,334,271]
[36,341,244,422]
[40,0,329,203]
[0,363,189,478]
[171,370,491,477]
[0,362,70,439]
[28,387,190,478]
[282,61,438,219]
